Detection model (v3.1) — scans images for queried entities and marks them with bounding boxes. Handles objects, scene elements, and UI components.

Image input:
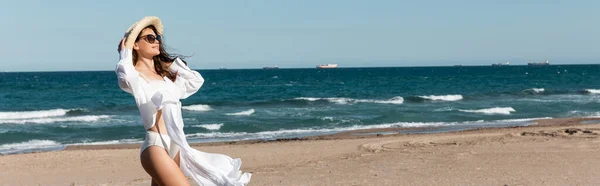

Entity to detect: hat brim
[124,16,163,49]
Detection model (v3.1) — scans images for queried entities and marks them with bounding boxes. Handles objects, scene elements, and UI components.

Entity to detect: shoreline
[3,116,600,185]
[61,117,600,152]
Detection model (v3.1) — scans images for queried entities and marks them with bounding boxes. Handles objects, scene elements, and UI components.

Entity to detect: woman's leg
[169,141,181,168]
[141,146,190,186]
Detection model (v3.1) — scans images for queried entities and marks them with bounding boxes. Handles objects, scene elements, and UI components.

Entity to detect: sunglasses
[136,34,162,44]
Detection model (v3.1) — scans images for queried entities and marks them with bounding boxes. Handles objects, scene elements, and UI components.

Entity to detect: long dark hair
[132,25,187,82]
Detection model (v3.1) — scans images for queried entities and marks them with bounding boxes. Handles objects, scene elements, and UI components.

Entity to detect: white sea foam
[294,96,404,105]
[294,97,355,104]
[494,117,552,122]
[524,88,545,93]
[584,89,600,94]
[0,115,111,124]
[459,107,516,115]
[321,117,335,121]
[183,117,546,142]
[0,140,64,154]
[566,110,600,118]
[319,117,356,124]
[520,95,597,103]
[296,97,321,101]
[519,98,554,103]
[585,115,600,119]
[192,123,224,130]
[182,104,213,111]
[68,116,540,144]
[434,107,455,112]
[186,118,545,140]
[72,139,142,145]
[226,109,255,116]
[185,122,454,139]
[326,98,354,104]
[418,95,463,101]
[0,109,72,120]
[370,96,405,104]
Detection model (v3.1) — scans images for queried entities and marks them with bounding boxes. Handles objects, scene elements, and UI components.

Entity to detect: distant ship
[492,61,510,66]
[316,64,338,68]
[263,66,279,69]
[528,60,550,66]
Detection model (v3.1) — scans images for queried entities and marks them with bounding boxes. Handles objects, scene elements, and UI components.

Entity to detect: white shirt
[115,48,204,130]
[115,49,251,186]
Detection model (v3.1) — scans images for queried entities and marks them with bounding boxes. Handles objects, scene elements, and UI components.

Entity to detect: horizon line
[2,63,599,73]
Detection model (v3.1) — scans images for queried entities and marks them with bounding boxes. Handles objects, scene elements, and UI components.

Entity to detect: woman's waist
[145,129,169,136]
[146,123,168,135]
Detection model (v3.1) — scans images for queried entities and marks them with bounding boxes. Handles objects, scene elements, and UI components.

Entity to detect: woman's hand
[117,37,126,53]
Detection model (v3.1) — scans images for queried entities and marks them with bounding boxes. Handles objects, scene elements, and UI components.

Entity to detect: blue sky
[1,0,598,71]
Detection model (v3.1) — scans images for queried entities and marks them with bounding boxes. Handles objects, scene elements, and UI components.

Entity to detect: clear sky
[1,0,598,71]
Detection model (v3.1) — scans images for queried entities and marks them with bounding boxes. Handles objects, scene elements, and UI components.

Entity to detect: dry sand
[2,117,600,186]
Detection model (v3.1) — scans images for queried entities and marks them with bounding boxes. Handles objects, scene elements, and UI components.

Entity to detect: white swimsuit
[141,130,180,158]
[115,48,251,186]
[138,74,181,159]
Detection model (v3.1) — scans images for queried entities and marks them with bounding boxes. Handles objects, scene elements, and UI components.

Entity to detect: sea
[1,65,600,154]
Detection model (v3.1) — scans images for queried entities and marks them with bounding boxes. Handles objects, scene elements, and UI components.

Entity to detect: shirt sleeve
[114,48,139,95]
[168,58,205,99]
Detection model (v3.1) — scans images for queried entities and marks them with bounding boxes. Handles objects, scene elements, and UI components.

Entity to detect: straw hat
[123,16,163,49]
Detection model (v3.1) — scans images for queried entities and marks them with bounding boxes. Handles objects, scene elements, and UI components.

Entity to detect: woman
[115,16,251,186]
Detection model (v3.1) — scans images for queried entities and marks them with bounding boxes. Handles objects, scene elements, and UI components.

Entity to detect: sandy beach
[2,117,600,186]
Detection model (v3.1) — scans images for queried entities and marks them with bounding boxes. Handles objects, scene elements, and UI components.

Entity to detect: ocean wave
[417,95,463,101]
[182,104,213,111]
[433,107,455,112]
[459,107,516,115]
[0,140,65,155]
[294,97,352,104]
[321,117,335,121]
[566,110,600,118]
[294,96,404,105]
[318,116,357,124]
[0,108,86,120]
[493,117,552,122]
[0,115,111,124]
[584,89,600,94]
[523,88,545,94]
[192,123,224,130]
[519,94,599,103]
[518,98,554,103]
[372,97,405,104]
[226,109,255,116]
[185,122,456,140]
[185,117,546,140]
[71,139,142,145]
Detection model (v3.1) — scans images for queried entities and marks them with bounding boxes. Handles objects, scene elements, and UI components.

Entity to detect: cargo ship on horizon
[317,64,338,68]
[528,60,550,66]
[263,66,279,69]
[492,61,510,66]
